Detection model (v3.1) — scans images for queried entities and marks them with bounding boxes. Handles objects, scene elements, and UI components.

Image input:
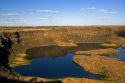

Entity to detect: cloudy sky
[0,0,125,26]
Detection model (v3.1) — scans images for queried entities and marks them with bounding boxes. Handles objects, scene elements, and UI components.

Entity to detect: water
[14,53,85,78]
[13,43,125,79]
[26,43,103,59]
[110,47,125,62]
[13,43,103,79]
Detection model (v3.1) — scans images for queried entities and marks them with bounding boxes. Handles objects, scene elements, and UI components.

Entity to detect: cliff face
[1,26,125,83]
[0,26,125,53]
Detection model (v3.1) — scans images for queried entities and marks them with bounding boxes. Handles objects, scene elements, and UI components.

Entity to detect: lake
[13,43,103,79]
[13,43,125,79]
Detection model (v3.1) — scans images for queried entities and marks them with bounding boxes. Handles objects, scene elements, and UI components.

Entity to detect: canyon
[0,26,125,83]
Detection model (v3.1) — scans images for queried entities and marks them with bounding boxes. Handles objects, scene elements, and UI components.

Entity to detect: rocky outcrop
[0,26,125,54]
[0,26,125,83]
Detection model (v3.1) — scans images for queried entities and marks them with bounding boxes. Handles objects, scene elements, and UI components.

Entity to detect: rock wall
[0,26,125,53]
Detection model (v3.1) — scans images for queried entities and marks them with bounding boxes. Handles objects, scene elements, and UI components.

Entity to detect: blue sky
[0,0,125,26]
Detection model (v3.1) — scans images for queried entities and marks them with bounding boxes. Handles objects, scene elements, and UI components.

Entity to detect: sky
[0,0,125,26]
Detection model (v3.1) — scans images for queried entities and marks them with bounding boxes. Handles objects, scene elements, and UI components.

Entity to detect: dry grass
[63,78,104,83]
[107,37,125,47]
[55,40,78,47]
[73,55,125,82]
[9,53,31,68]
[75,48,118,56]
[100,43,118,48]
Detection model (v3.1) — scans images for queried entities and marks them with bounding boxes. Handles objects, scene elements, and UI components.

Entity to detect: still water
[14,43,103,79]
[110,47,125,62]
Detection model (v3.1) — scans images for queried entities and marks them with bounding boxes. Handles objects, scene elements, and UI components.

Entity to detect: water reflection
[14,53,103,79]
[26,43,102,59]
[14,43,104,79]
[110,47,125,62]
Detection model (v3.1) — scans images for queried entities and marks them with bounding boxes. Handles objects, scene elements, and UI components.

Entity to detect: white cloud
[0,22,19,26]
[36,9,59,13]
[55,17,64,20]
[0,22,15,24]
[0,17,28,26]
[19,18,27,22]
[80,8,85,11]
[87,7,96,10]
[97,16,112,19]
[20,19,27,22]
[80,7,96,11]
[0,13,23,16]
[8,18,25,20]
[98,9,107,12]
[39,18,48,20]
[3,18,27,22]
[97,9,117,14]
[0,20,29,26]
[81,7,117,14]
[39,17,64,22]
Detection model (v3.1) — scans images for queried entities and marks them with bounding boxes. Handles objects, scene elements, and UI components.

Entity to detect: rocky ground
[0,26,125,83]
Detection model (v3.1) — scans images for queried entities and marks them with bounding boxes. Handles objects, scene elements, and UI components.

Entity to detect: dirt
[75,48,118,56]
[73,55,125,83]
[1,26,125,83]
[0,26,125,54]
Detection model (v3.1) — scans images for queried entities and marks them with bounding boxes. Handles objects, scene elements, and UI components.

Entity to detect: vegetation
[99,69,112,81]
[1,26,125,83]
[55,41,78,47]
[9,53,31,68]
[73,55,125,82]
[100,43,118,48]
[75,48,118,56]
